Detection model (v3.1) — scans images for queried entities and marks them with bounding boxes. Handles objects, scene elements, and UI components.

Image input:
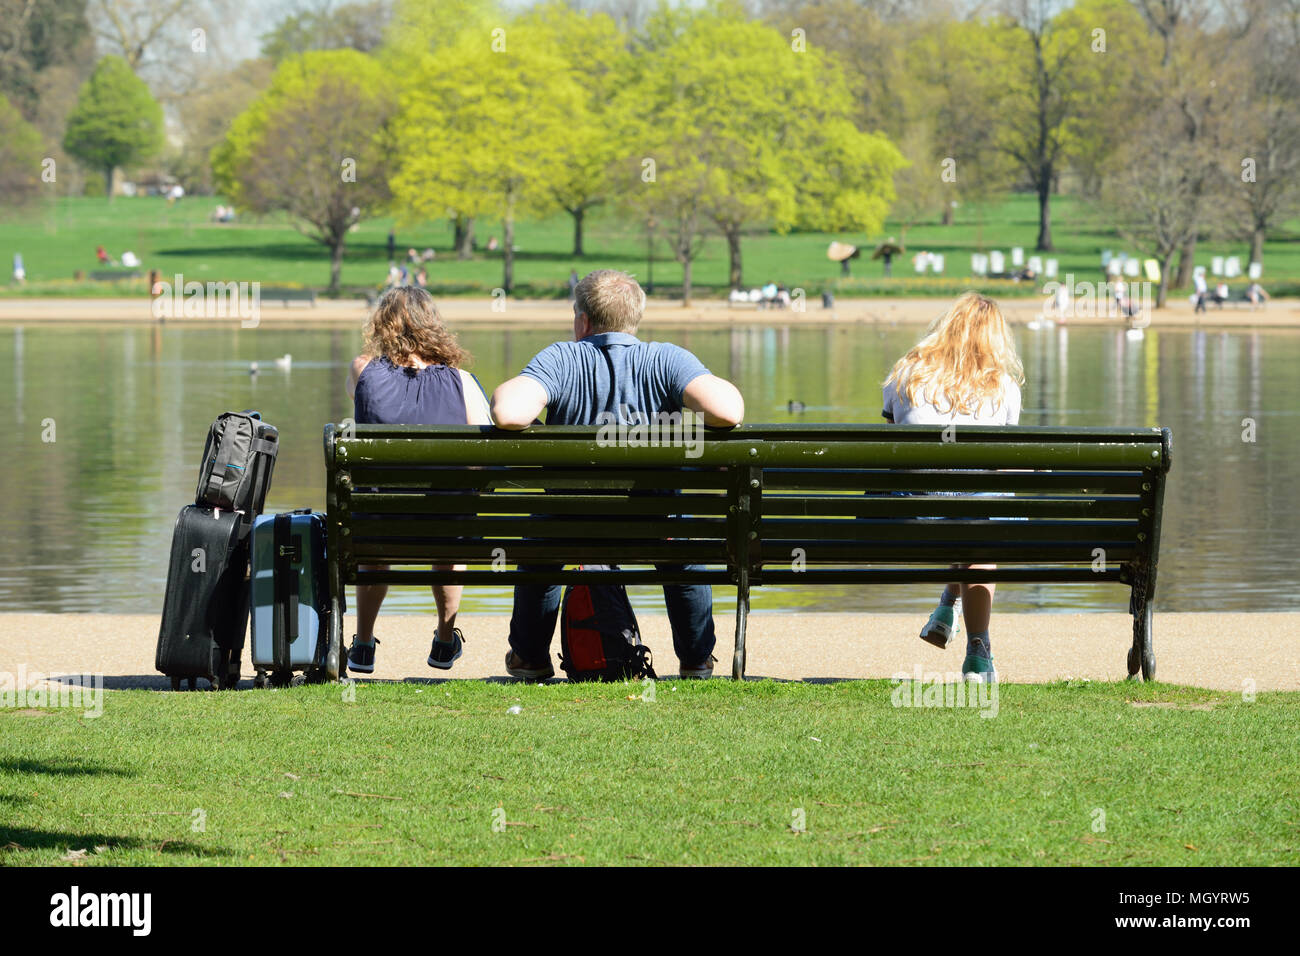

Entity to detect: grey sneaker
[428,628,464,670]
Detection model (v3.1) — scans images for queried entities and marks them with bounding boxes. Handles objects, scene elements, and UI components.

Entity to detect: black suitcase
[155,505,251,690]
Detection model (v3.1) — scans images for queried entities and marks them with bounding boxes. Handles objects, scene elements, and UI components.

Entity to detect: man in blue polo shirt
[492,270,745,680]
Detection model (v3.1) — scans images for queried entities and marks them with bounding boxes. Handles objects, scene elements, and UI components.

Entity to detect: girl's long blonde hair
[363,286,469,369]
[884,291,1023,415]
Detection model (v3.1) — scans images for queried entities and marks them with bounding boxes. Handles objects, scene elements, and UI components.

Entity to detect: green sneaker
[961,652,997,683]
[967,634,993,681]
[920,605,957,648]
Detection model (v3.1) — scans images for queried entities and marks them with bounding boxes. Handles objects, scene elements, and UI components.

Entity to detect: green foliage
[0,93,46,205]
[61,55,162,191]
[259,0,392,63]
[615,2,903,292]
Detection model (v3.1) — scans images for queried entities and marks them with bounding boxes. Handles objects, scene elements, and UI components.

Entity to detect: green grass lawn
[2,194,1297,298]
[2,679,1295,866]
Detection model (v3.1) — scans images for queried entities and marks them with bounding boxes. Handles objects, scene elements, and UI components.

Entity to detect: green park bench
[322,423,1172,682]
[260,286,317,306]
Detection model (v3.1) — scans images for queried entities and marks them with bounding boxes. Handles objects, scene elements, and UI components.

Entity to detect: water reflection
[1,320,1297,615]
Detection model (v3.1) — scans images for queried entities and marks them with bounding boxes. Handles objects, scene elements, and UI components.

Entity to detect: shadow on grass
[0,758,133,777]
[0,827,230,859]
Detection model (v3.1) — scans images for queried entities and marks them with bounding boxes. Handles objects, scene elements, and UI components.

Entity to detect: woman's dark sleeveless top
[354,356,467,425]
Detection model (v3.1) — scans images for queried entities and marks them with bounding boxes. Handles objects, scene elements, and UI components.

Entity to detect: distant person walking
[880,291,1024,683]
[344,286,492,676]
[12,253,24,284]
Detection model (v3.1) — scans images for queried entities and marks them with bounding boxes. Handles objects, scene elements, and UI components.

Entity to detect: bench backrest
[324,424,1171,595]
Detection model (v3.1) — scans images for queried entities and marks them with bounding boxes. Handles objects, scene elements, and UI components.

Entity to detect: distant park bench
[321,424,1172,683]
[89,270,142,282]
[260,287,317,307]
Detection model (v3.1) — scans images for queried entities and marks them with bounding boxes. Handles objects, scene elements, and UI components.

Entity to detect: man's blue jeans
[508,564,717,667]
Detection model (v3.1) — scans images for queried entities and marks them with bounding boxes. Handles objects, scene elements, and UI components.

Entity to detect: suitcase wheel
[253,671,269,690]
[269,670,293,688]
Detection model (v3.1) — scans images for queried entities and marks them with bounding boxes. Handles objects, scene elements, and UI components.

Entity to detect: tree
[171,57,273,193]
[0,92,45,206]
[515,1,628,257]
[621,3,903,298]
[393,28,582,294]
[213,50,397,293]
[62,54,162,199]
[1104,107,1218,308]
[0,0,93,119]
[1132,0,1255,288]
[1232,0,1300,267]
[383,0,503,259]
[261,0,393,64]
[86,0,238,102]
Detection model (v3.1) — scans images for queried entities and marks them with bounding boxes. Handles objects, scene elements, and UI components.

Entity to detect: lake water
[1,320,1297,615]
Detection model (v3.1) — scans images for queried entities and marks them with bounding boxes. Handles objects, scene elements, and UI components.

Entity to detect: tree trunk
[941,202,954,226]
[452,217,465,252]
[1249,225,1265,268]
[105,165,115,203]
[680,253,693,307]
[571,207,585,258]
[328,236,345,295]
[502,208,515,295]
[1156,255,1170,308]
[1174,233,1196,289]
[456,217,475,260]
[1035,173,1053,251]
[725,226,742,289]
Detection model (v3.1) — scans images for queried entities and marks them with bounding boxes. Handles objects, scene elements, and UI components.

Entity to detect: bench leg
[732,582,749,680]
[1126,599,1154,681]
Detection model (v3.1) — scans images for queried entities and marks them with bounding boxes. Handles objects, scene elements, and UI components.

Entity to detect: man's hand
[491,375,549,429]
[683,374,745,428]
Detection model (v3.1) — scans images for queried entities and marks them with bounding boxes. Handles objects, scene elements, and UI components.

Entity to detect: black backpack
[559,567,656,682]
[195,410,278,520]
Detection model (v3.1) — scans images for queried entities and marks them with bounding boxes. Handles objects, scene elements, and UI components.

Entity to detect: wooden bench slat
[757,542,1138,562]
[339,439,1161,470]
[346,541,728,563]
[761,495,1143,519]
[760,469,1149,494]
[757,518,1140,542]
[347,492,732,516]
[344,467,730,491]
[348,517,726,539]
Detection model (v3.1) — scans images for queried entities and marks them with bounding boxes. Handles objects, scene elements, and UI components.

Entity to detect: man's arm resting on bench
[683,374,745,428]
[492,375,549,429]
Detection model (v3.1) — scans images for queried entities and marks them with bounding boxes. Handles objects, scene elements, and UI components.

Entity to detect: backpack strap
[201,416,243,504]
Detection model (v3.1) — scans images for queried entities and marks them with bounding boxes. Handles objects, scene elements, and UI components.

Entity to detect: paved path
[1,296,1297,328]
[2,612,1295,692]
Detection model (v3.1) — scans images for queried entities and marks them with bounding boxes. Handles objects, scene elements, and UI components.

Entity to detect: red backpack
[559,568,656,682]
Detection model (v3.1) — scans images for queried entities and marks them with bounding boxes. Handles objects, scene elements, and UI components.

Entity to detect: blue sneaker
[348,635,378,674]
[427,628,464,670]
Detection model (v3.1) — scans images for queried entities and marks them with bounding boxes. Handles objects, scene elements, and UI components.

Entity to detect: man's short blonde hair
[574,270,646,334]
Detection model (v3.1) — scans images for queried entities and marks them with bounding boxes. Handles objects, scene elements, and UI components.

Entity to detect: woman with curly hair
[881,291,1024,683]
[344,286,492,675]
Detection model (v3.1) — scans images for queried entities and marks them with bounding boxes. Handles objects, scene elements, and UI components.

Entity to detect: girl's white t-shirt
[882,374,1022,426]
